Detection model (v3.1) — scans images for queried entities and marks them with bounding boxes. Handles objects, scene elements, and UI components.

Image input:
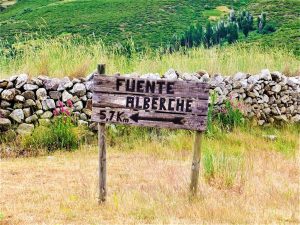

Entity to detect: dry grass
[1,37,299,79]
[0,126,299,224]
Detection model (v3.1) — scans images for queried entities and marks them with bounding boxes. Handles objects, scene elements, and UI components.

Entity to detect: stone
[15,95,25,102]
[44,78,60,90]
[38,119,51,126]
[71,95,80,103]
[15,74,28,88]
[86,72,95,81]
[42,99,56,110]
[210,74,223,87]
[74,101,83,111]
[80,113,88,121]
[281,95,289,103]
[31,77,43,86]
[199,73,210,82]
[248,75,260,84]
[85,81,93,91]
[0,109,10,118]
[1,89,16,101]
[57,77,71,91]
[164,68,178,80]
[25,114,38,123]
[13,102,23,109]
[72,78,81,84]
[23,84,39,91]
[291,115,300,123]
[9,109,24,123]
[23,108,31,118]
[83,108,92,117]
[1,100,11,108]
[271,71,282,81]
[78,120,88,127]
[0,80,8,88]
[72,83,86,97]
[9,75,18,82]
[87,92,93,99]
[36,110,44,116]
[62,90,73,102]
[140,73,161,80]
[263,95,269,103]
[41,111,53,119]
[258,120,265,125]
[0,118,12,131]
[260,69,272,81]
[287,77,300,87]
[36,100,43,110]
[49,91,62,100]
[182,73,199,81]
[263,107,271,114]
[22,91,35,100]
[17,123,34,135]
[36,88,47,100]
[233,72,247,81]
[271,84,281,93]
[24,99,36,107]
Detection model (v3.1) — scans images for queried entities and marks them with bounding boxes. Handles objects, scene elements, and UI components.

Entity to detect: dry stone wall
[0,69,299,135]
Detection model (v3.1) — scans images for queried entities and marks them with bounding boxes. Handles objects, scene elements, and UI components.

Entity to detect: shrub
[22,100,90,151]
[216,97,245,131]
[261,23,276,34]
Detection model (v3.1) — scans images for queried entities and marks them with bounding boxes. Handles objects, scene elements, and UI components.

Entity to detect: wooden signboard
[92,75,209,131]
[92,64,210,203]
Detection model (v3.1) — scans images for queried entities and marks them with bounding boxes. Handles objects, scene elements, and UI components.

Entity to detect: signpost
[92,64,210,203]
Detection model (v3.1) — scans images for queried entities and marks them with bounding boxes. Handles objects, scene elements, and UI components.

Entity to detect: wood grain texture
[92,74,210,131]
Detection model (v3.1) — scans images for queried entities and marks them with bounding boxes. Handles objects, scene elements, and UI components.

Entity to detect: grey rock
[210,74,223,87]
[263,95,269,103]
[15,74,28,88]
[17,123,34,135]
[72,83,86,97]
[57,77,71,91]
[258,120,265,125]
[271,71,282,81]
[281,95,289,103]
[164,68,178,80]
[36,88,47,100]
[80,113,88,121]
[62,90,73,102]
[22,91,35,100]
[260,69,272,81]
[271,84,281,93]
[36,100,43,110]
[87,92,93,99]
[74,101,83,111]
[24,84,39,91]
[42,99,56,110]
[140,73,161,80]
[247,74,260,84]
[23,108,31,118]
[36,110,44,116]
[0,109,10,118]
[24,99,36,107]
[15,95,25,102]
[263,135,277,141]
[233,72,247,81]
[49,91,62,100]
[41,111,53,119]
[9,75,18,82]
[39,119,51,126]
[44,78,60,90]
[25,114,38,123]
[31,77,43,86]
[9,109,24,123]
[1,100,11,108]
[78,120,88,127]
[1,89,16,101]
[0,80,8,88]
[291,115,300,123]
[0,118,12,131]
[13,102,23,109]
[85,81,93,91]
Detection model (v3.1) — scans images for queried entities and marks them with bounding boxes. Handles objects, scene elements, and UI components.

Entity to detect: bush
[261,23,276,34]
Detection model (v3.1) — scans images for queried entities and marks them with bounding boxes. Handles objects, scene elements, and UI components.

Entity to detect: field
[1,125,299,224]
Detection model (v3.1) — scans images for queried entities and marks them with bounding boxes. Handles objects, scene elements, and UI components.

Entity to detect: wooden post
[190,131,203,195]
[97,64,107,203]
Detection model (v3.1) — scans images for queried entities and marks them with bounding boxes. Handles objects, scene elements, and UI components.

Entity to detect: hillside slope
[0,0,299,54]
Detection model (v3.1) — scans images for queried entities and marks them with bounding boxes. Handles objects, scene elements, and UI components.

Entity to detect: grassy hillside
[0,0,299,54]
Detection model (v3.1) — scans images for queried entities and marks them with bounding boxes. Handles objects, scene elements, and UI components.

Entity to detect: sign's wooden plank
[92,108,207,131]
[92,94,208,115]
[92,74,210,131]
[93,75,209,100]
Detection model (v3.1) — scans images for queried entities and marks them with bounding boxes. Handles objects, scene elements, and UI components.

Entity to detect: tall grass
[0,36,299,79]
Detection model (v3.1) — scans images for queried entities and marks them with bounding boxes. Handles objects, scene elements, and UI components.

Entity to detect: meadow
[1,125,299,224]
[1,36,299,79]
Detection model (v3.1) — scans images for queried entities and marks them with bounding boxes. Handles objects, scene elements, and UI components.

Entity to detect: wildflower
[53,108,60,116]
[66,99,73,108]
[57,101,64,108]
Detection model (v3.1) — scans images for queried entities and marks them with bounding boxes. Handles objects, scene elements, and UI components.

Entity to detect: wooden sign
[92,64,210,203]
[92,75,209,131]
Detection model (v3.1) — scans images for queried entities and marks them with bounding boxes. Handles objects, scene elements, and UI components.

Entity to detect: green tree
[204,21,213,48]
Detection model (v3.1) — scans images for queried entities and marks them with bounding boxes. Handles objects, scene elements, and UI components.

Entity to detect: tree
[204,21,213,48]
[227,22,238,44]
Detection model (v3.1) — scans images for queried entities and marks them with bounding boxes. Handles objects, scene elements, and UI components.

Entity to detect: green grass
[1,36,299,79]
[0,0,298,55]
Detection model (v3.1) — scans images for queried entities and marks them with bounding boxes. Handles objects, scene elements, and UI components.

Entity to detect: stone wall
[0,69,299,135]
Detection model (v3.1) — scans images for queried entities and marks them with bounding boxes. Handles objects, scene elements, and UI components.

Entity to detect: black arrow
[130,113,185,124]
